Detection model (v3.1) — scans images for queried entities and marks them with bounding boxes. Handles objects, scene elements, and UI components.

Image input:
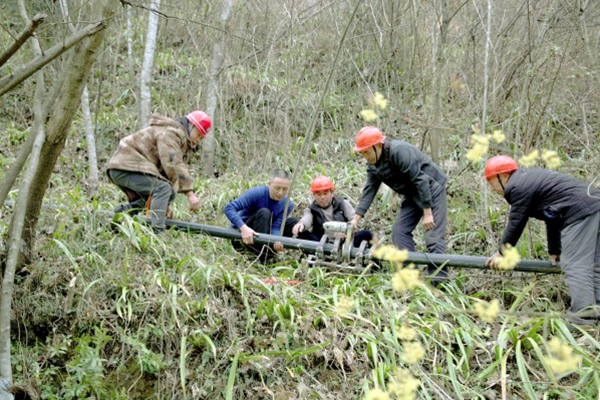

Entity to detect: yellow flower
[473,299,500,323]
[466,134,489,162]
[372,92,388,110]
[397,325,417,341]
[541,149,561,169]
[359,109,378,122]
[365,387,391,400]
[335,295,354,317]
[519,149,539,167]
[401,341,425,364]
[372,245,409,263]
[544,337,582,374]
[491,129,506,144]
[388,368,420,400]
[392,264,421,292]
[495,244,521,270]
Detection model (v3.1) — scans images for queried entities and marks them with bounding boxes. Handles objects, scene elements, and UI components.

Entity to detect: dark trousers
[391,187,448,280]
[108,169,176,229]
[232,208,299,262]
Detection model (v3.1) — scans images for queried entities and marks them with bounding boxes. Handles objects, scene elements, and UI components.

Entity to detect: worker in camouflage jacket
[485,155,600,326]
[107,111,211,230]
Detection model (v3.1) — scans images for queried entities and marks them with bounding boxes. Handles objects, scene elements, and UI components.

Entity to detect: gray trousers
[392,187,447,277]
[561,211,600,314]
[108,169,176,229]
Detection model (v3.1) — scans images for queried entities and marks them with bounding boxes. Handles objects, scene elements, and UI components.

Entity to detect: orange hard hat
[353,126,385,152]
[485,155,519,180]
[310,176,335,193]
[186,110,212,137]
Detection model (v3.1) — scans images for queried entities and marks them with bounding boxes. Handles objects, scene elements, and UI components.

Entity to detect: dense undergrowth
[1,129,598,399]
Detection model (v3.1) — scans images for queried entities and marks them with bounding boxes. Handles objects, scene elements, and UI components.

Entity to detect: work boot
[113,198,145,215]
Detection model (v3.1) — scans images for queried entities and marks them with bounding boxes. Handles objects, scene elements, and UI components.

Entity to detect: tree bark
[17,0,115,265]
[139,0,161,128]
[202,0,233,177]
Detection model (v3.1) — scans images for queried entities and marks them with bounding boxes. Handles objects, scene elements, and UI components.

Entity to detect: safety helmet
[311,176,335,193]
[353,126,385,152]
[186,110,212,137]
[485,155,519,180]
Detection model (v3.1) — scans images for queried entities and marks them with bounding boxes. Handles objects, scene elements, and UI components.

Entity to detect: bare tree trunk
[127,4,135,77]
[139,0,161,128]
[18,0,115,266]
[59,0,98,200]
[480,0,493,136]
[429,0,448,163]
[0,0,49,382]
[203,0,233,177]
[82,87,99,199]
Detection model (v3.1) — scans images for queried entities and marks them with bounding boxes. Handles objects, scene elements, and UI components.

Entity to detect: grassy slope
[3,134,599,399]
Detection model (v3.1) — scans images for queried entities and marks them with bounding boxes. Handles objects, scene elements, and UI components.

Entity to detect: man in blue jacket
[224,169,299,263]
[351,126,449,285]
[485,155,600,326]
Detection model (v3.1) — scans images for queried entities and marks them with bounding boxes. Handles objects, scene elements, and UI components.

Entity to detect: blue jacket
[223,186,294,236]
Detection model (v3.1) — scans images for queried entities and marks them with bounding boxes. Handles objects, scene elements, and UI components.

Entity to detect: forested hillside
[0,1,598,399]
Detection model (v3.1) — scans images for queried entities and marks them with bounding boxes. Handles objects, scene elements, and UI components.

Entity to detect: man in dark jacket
[485,155,600,325]
[107,111,211,230]
[351,126,448,284]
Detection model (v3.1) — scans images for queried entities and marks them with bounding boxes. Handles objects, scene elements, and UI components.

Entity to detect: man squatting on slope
[107,111,211,231]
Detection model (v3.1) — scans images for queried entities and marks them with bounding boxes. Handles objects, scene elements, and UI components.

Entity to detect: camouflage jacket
[107,114,195,193]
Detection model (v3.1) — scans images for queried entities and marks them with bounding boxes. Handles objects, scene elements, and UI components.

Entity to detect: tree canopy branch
[0,20,105,98]
[0,13,46,68]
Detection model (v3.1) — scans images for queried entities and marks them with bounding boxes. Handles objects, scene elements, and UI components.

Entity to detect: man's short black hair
[271,169,291,180]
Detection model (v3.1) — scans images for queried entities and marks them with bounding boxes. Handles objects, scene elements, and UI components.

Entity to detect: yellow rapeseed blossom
[473,299,500,323]
[388,368,420,400]
[401,341,425,364]
[466,134,489,162]
[495,244,521,270]
[392,264,421,292]
[519,149,539,167]
[359,109,378,122]
[335,295,354,317]
[544,337,582,374]
[397,325,417,341]
[372,245,409,263]
[542,149,561,169]
[364,387,391,400]
[491,129,506,144]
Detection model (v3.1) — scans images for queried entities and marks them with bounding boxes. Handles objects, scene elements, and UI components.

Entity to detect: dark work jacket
[501,168,600,255]
[356,140,447,215]
[310,196,347,238]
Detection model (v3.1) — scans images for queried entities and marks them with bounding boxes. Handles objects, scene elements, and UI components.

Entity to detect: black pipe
[165,220,561,274]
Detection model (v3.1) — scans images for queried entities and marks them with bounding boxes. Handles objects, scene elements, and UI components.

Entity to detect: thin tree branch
[0,21,105,97]
[0,13,46,68]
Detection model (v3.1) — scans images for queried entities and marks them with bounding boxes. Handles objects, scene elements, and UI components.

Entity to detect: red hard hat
[186,110,212,137]
[353,126,385,152]
[311,176,335,193]
[485,155,519,180]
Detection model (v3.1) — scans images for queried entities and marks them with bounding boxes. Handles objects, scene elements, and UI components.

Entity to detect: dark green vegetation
[1,0,600,399]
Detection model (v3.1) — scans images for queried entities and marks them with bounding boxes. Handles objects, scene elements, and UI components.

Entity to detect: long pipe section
[165,220,561,274]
